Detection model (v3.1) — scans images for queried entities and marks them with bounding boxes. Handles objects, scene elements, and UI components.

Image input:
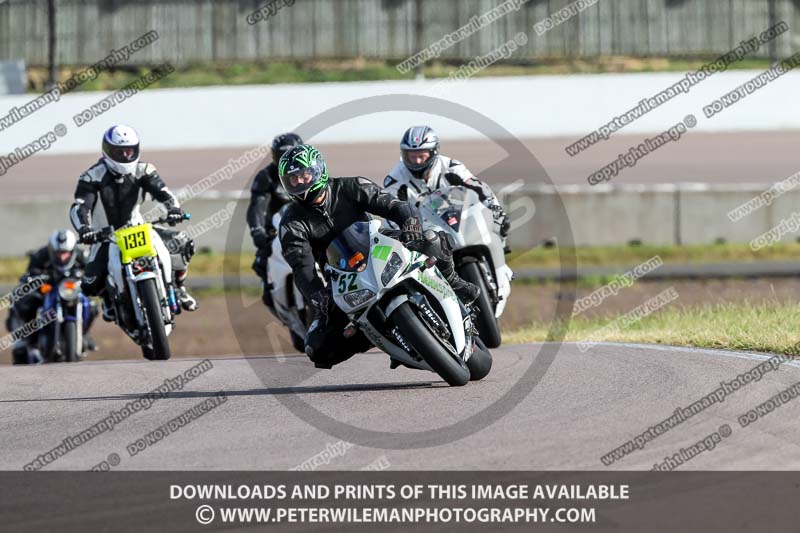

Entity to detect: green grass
[24,56,781,92]
[0,253,250,284]
[506,301,800,356]
[0,258,29,284]
[506,242,800,270]
[2,242,798,284]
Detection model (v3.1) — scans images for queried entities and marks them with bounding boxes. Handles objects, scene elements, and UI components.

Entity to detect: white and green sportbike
[417,186,513,348]
[90,213,190,360]
[324,220,492,387]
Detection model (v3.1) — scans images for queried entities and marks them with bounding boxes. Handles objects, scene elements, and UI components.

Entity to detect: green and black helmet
[278,144,329,204]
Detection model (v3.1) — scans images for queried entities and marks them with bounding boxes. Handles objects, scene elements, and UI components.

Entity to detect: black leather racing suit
[279,176,457,368]
[246,162,291,306]
[69,159,194,296]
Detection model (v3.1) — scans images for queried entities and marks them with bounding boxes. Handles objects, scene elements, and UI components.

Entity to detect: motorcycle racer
[5,229,98,364]
[277,143,479,369]
[69,125,198,320]
[246,132,303,310]
[383,125,511,247]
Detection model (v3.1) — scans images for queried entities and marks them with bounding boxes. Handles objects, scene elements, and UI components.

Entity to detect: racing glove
[490,204,511,238]
[78,226,99,244]
[166,207,185,226]
[400,217,425,244]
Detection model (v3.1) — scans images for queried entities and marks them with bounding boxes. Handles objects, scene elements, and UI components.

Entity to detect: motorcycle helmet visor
[55,250,73,265]
[103,142,140,163]
[281,160,325,199]
[401,148,434,171]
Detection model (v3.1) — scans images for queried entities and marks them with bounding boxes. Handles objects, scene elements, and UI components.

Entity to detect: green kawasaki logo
[372,245,391,261]
[419,272,454,300]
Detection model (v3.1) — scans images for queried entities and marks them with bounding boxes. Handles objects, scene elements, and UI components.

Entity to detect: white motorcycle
[417,186,513,348]
[87,213,189,360]
[267,205,313,352]
[324,220,492,387]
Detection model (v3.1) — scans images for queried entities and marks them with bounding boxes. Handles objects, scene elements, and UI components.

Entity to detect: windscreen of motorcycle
[424,187,466,231]
[326,221,371,272]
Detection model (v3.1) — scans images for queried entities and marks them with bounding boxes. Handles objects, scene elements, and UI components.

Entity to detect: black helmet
[271,132,303,165]
[278,144,329,205]
[400,125,440,178]
[47,229,78,273]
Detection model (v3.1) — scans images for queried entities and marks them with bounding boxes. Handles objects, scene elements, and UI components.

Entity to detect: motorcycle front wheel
[139,279,171,361]
[63,321,80,363]
[392,302,470,387]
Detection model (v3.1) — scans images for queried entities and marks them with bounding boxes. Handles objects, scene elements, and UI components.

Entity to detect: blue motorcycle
[35,270,92,363]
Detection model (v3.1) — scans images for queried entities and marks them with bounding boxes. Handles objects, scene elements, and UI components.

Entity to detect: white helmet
[47,229,78,273]
[102,125,140,176]
[400,125,440,179]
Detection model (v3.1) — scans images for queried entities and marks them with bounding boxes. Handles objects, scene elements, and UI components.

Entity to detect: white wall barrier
[2,183,798,257]
[1,70,800,155]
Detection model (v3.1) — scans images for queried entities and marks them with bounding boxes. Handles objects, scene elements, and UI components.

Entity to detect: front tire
[139,279,171,361]
[63,321,79,363]
[392,302,470,387]
[460,261,502,348]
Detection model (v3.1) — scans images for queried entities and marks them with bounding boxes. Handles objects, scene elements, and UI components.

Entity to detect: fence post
[414,0,424,79]
[768,0,777,64]
[46,0,56,90]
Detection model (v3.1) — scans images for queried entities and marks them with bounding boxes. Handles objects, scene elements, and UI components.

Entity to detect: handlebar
[78,212,191,244]
[151,212,191,226]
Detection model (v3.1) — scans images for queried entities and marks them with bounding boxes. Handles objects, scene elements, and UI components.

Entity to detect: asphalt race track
[2,342,799,471]
[4,131,800,199]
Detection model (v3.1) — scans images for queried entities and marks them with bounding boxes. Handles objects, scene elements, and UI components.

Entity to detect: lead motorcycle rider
[69,125,198,318]
[383,126,511,248]
[5,229,98,363]
[246,132,303,310]
[277,143,479,369]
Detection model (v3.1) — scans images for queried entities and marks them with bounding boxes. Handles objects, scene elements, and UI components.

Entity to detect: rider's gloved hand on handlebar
[400,217,425,244]
[490,204,511,238]
[166,207,184,226]
[78,226,99,244]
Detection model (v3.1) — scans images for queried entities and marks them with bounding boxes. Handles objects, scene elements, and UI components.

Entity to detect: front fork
[124,259,173,333]
[458,299,479,361]
[478,258,499,306]
[47,299,83,357]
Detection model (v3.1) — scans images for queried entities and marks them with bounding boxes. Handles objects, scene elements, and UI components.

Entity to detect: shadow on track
[0,381,438,403]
